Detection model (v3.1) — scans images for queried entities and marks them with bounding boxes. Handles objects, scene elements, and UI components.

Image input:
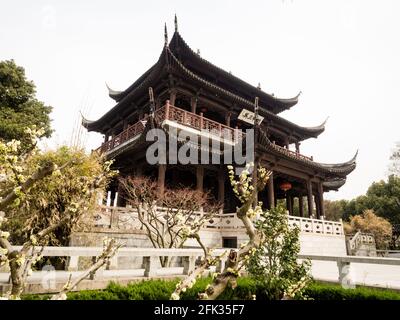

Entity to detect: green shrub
[22,278,400,300]
[304,282,400,300]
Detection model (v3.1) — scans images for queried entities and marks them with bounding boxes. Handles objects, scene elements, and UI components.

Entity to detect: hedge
[22,278,400,300]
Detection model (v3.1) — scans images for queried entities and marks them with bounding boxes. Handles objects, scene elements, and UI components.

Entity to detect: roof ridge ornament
[351,149,359,162]
[257,82,261,90]
[164,23,168,46]
[174,14,178,32]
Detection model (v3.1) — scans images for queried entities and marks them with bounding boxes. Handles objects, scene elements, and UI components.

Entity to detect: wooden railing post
[165,100,170,120]
[183,110,187,125]
[200,112,204,130]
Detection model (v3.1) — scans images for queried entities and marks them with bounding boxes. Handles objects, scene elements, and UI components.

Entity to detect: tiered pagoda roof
[82,17,357,191]
[83,22,326,141]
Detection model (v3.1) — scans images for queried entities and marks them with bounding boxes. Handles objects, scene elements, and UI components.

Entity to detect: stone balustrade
[94,205,344,236]
[288,215,344,235]
[1,246,400,294]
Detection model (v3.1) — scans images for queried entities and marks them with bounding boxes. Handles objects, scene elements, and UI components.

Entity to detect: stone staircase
[346,231,377,256]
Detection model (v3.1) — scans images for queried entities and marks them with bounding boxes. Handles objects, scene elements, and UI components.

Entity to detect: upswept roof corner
[81,111,94,129]
[319,150,358,169]
[106,83,122,98]
[323,178,347,190]
[302,117,329,136]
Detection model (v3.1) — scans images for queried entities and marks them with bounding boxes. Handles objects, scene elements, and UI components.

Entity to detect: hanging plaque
[238,109,264,125]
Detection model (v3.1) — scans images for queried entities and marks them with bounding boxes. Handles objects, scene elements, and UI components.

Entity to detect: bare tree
[119,176,221,267]
[50,238,122,300]
[389,141,400,176]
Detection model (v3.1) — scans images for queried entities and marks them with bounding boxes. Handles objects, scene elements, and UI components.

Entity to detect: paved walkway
[310,260,400,290]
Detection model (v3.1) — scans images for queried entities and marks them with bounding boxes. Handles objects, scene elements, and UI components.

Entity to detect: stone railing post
[143,256,158,277]
[107,256,118,270]
[337,260,353,288]
[182,256,197,275]
[66,256,79,271]
[216,257,226,273]
[89,256,100,280]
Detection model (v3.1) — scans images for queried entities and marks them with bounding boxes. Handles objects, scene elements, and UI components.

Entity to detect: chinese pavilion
[82,17,357,218]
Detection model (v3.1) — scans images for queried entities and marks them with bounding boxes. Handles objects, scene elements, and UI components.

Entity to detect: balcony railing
[98,101,245,154]
[97,101,314,163]
[271,141,313,162]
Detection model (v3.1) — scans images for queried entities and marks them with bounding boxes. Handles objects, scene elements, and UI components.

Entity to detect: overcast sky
[1,0,399,200]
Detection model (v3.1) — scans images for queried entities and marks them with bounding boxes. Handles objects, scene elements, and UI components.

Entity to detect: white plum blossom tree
[171,162,270,300]
[0,128,118,299]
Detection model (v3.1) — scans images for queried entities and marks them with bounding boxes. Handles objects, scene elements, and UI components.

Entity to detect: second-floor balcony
[97,101,314,163]
[98,101,246,154]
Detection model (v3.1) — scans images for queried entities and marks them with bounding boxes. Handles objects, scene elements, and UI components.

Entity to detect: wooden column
[315,194,321,219]
[295,142,300,153]
[190,96,197,113]
[267,172,275,209]
[218,166,225,204]
[123,119,129,130]
[158,164,166,196]
[225,112,231,126]
[155,97,161,109]
[298,196,304,217]
[169,89,177,106]
[252,158,260,207]
[318,182,325,218]
[286,194,293,215]
[136,165,143,177]
[290,196,294,215]
[196,166,204,192]
[116,182,124,207]
[285,137,290,149]
[306,180,313,217]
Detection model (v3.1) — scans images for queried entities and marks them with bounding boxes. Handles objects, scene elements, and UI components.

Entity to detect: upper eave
[168,31,300,114]
[257,128,357,177]
[165,46,325,140]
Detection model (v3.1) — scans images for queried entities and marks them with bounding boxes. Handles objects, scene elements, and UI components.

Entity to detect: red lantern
[200,107,208,113]
[280,182,292,192]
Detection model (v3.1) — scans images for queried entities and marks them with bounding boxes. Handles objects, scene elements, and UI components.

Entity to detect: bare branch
[50,238,122,300]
